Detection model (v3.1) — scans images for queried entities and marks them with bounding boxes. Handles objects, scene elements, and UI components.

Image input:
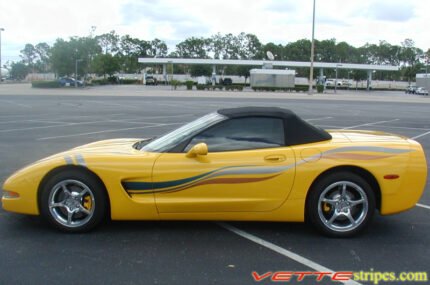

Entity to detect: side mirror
[186,143,208,158]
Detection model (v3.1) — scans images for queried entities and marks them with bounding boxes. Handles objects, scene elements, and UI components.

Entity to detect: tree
[10,62,29,80]
[96,30,120,55]
[284,39,311,61]
[262,42,284,60]
[50,37,101,77]
[150,38,168,57]
[241,33,263,59]
[176,37,210,58]
[190,65,211,77]
[210,33,225,59]
[20,44,38,72]
[34,42,51,72]
[237,65,252,83]
[92,53,120,77]
[399,39,423,82]
[50,39,75,76]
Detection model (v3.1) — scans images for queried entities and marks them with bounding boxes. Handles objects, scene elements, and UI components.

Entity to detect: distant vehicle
[415,87,429,95]
[197,76,210,85]
[221,78,233,85]
[59,77,83,87]
[325,79,342,87]
[405,86,417,94]
[145,75,158,85]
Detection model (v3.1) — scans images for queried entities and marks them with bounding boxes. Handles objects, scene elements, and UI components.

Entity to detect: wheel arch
[37,165,111,215]
[305,165,381,215]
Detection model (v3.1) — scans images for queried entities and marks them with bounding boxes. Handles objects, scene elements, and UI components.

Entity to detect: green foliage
[121,79,141,85]
[251,85,308,92]
[225,85,244,91]
[14,30,429,83]
[91,79,109,85]
[92,54,120,77]
[190,65,212,77]
[185,80,194,90]
[20,44,38,66]
[31,80,61,88]
[176,37,211,58]
[295,85,309,92]
[170,79,181,89]
[10,62,29,80]
[316,84,324,93]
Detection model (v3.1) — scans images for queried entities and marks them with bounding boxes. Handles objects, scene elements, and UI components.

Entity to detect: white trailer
[250,69,295,88]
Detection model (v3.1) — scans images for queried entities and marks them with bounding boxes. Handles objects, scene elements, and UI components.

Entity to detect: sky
[0,0,429,63]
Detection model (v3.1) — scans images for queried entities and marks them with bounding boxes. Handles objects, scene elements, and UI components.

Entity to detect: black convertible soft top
[218,106,332,146]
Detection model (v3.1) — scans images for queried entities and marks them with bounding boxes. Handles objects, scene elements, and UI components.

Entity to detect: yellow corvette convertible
[2,107,427,237]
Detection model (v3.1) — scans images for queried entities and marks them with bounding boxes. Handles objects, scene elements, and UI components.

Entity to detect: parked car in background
[220,77,233,85]
[405,86,417,94]
[415,87,429,95]
[145,75,158,85]
[325,79,342,87]
[59,77,83,87]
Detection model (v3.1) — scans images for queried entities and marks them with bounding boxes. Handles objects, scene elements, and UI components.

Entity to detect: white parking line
[0,120,111,133]
[411,130,430,140]
[0,100,32,108]
[154,102,207,110]
[416,203,430,210]
[218,223,362,285]
[37,123,183,140]
[28,119,69,124]
[305,116,333,121]
[0,113,125,120]
[341,119,399,130]
[375,125,430,131]
[85,100,141,109]
[317,124,348,129]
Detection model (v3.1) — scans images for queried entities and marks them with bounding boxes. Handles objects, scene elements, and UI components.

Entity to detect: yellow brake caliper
[83,195,92,210]
[323,203,331,213]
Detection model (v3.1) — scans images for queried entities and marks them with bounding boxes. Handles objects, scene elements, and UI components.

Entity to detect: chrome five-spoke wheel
[318,181,368,233]
[40,170,108,232]
[48,180,95,228]
[307,172,375,237]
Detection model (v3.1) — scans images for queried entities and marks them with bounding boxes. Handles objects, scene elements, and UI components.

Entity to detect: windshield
[141,112,225,153]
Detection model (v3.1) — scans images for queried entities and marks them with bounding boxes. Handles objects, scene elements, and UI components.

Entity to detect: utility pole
[308,0,316,94]
[0,28,4,83]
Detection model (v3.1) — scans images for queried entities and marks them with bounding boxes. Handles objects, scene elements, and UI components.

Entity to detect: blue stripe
[122,168,224,191]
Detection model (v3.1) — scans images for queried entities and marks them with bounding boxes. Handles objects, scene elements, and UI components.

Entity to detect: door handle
[264,155,286,162]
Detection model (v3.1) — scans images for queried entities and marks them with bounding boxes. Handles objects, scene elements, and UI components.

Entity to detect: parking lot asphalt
[0,86,429,285]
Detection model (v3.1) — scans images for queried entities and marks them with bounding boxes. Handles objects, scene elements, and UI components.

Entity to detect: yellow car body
[1,107,427,235]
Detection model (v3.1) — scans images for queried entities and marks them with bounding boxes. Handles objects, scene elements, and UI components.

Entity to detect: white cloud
[0,0,429,62]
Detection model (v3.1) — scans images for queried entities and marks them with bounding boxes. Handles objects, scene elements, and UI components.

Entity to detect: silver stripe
[213,164,294,177]
[75,154,87,167]
[325,146,411,154]
[64,156,73,165]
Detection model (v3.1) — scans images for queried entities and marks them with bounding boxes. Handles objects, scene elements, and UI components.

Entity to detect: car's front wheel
[307,172,375,237]
[39,170,108,232]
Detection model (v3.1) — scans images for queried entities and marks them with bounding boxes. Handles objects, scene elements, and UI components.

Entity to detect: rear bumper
[380,141,427,215]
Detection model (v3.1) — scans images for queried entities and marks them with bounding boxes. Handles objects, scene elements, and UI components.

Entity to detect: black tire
[307,171,375,238]
[39,169,108,233]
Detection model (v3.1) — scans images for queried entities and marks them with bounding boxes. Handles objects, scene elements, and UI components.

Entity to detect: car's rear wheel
[39,170,108,232]
[307,172,375,237]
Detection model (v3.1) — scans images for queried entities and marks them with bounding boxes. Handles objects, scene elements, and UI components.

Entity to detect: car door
[153,116,296,213]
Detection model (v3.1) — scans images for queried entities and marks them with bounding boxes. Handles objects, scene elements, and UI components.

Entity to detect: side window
[185,117,285,152]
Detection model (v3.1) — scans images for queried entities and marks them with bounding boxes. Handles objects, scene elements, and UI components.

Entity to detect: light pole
[75,59,82,88]
[308,0,316,94]
[0,28,4,83]
[335,64,342,93]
